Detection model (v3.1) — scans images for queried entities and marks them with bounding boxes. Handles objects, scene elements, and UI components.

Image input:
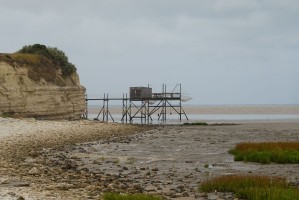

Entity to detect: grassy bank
[229,142,299,164]
[199,175,299,200]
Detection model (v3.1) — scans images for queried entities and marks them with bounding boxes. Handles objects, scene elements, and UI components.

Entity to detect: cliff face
[0,54,86,120]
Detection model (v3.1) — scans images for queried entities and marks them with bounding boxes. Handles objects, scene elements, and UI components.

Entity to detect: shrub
[229,142,299,164]
[17,44,76,77]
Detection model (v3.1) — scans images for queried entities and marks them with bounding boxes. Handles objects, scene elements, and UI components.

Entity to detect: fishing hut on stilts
[84,84,190,124]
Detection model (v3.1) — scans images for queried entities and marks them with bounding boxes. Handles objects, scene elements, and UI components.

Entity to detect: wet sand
[0,118,298,199]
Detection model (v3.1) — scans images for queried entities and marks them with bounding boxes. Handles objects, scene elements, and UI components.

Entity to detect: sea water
[86,113,299,124]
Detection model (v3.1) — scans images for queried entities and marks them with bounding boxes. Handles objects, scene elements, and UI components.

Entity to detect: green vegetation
[103,193,163,200]
[17,44,76,77]
[183,122,208,126]
[183,122,238,126]
[0,112,15,118]
[0,44,77,86]
[229,142,299,164]
[199,175,299,200]
[210,123,239,126]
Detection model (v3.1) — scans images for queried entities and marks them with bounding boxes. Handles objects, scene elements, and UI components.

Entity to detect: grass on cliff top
[0,53,71,86]
[103,193,163,200]
[199,175,299,200]
[0,44,77,86]
[17,44,76,77]
[229,142,299,164]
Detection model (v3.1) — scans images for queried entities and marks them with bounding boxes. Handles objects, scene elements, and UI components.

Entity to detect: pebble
[144,185,157,192]
[28,167,39,175]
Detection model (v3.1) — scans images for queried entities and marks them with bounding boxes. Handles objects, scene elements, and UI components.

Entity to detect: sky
[1,0,298,105]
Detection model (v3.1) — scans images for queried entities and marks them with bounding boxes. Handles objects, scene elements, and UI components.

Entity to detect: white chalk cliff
[0,54,86,120]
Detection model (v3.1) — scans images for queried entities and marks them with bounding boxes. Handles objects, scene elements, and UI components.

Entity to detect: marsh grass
[199,175,299,200]
[229,142,299,164]
[183,122,238,126]
[103,193,163,200]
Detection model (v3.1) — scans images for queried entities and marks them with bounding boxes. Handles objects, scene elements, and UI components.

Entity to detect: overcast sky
[1,0,298,104]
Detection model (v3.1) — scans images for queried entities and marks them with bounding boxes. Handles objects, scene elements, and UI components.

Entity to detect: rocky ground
[0,118,299,200]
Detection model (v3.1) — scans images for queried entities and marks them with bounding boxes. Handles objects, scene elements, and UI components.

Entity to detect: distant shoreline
[88,104,299,115]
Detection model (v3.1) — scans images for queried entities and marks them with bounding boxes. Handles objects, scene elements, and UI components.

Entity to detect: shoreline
[0,118,148,162]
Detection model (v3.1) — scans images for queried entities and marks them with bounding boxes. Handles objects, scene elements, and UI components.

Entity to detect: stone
[152,167,159,171]
[144,185,157,192]
[7,192,16,196]
[118,183,128,190]
[28,167,40,175]
[12,181,30,187]
[56,183,73,190]
[107,183,114,190]
[208,194,218,200]
[162,186,175,196]
[182,191,189,197]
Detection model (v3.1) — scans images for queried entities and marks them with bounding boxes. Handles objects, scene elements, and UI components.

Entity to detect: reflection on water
[87,113,299,124]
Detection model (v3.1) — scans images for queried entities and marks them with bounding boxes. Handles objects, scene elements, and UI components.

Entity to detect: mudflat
[0,118,298,199]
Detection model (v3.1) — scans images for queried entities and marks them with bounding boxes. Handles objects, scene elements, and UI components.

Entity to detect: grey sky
[1,0,298,104]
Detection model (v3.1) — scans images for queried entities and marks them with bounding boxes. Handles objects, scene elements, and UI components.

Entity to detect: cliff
[0,53,86,120]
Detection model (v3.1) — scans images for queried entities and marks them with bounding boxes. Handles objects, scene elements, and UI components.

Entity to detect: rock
[152,167,159,172]
[7,192,16,196]
[162,187,176,196]
[28,167,40,175]
[56,183,73,191]
[144,185,157,192]
[132,184,143,192]
[182,191,189,197]
[198,193,208,198]
[176,185,186,193]
[208,194,218,200]
[17,196,25,200]
[0,178,9,185]
[12,181,30,187]
[118,183,128,190]
[107,183,114,190]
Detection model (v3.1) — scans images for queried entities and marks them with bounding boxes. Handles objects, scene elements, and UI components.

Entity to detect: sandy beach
[0,118,298,199]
